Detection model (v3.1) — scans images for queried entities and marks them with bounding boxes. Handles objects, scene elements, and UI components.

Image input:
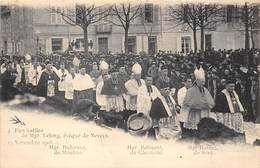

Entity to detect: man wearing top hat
[213,78,245,133]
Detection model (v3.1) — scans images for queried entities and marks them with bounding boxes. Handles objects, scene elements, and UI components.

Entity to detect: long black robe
[36,71,60,97]
[1,70,21,101]
[213,92,231,113]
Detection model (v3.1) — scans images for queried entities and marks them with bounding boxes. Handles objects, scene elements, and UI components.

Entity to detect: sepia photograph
[0,0,260,167]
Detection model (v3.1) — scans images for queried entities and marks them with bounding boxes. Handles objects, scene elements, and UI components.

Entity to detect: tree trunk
[83,27,89,57]
[193,28,197,53]
[200,25,204,52]
[244,3,250,51]
[124,27,129,54]
[245,23,250,50]
[250,27,255,49]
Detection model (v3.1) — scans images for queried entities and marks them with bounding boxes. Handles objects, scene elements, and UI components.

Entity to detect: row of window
[49,5,253,25]
[181,34,212,53]
[51,36,158,54]
[50,4,157,25]
[51,35,212,54]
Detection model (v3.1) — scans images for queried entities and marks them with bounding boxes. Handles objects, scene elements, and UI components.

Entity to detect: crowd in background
[1,48,259,124]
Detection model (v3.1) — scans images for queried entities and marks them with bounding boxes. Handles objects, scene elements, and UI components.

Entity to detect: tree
[169,4,199,53]
[239,3,259,50]
[51,5,110,56]
[169,4,223,53]
[196,4,223,52]
[109,3,142,53]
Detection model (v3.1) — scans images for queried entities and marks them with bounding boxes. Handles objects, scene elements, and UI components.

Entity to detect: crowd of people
[0,48,259,140]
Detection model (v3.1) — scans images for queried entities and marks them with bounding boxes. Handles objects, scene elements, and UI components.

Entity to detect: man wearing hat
[213,78,245,133]
[96,61,110,111]
[180,66,215,131]
[124,63,146,121]
[125,63,145,109]
[96,71,128,128]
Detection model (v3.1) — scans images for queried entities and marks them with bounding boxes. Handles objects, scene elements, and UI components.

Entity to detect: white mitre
[100,61,109,70]
[73,56,80,67]
[25,54,31,60]
[132,63,142,74]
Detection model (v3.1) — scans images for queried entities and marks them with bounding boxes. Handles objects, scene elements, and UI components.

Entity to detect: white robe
[137,84,161,115]
[125,79,146,111]
[177,86,187,107]
[65,73,75,100]
[0,64,6,74]
[96,81,107,110]
[14,64,22,85]
[73,74,95,91]
[56,69,69,92]
[28,65,42,86]
[24,63,32,84]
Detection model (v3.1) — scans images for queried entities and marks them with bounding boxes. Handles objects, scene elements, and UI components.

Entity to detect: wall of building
[1,4,259,57]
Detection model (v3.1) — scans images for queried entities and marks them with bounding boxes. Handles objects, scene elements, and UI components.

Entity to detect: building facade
[0,4,259,56]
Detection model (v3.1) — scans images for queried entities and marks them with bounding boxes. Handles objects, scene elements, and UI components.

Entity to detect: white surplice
[124,79,146,111]
[137,84,161,115]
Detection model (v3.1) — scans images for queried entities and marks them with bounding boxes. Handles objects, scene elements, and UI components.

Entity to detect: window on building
[181,37,191,54]
[0,6,11,18]
[127,36,136,53]
[74,39,93,51]
[205,34,212,50]
[16,41,21,53]
[144,4,153,23]
[98,37,108,54]
[52,38,63,51]
[148,36,157,55]
[4,41,7,54]
[12,41,15,54]
[50,7,64,24]
[226,5,234,23]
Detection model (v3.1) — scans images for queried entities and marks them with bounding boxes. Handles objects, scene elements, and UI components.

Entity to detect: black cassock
[1,70,21,101]
[213,92,231,113]
[36,71,60,97]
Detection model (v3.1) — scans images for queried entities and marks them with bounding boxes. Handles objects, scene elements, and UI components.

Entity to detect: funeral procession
[1,2,260,145]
